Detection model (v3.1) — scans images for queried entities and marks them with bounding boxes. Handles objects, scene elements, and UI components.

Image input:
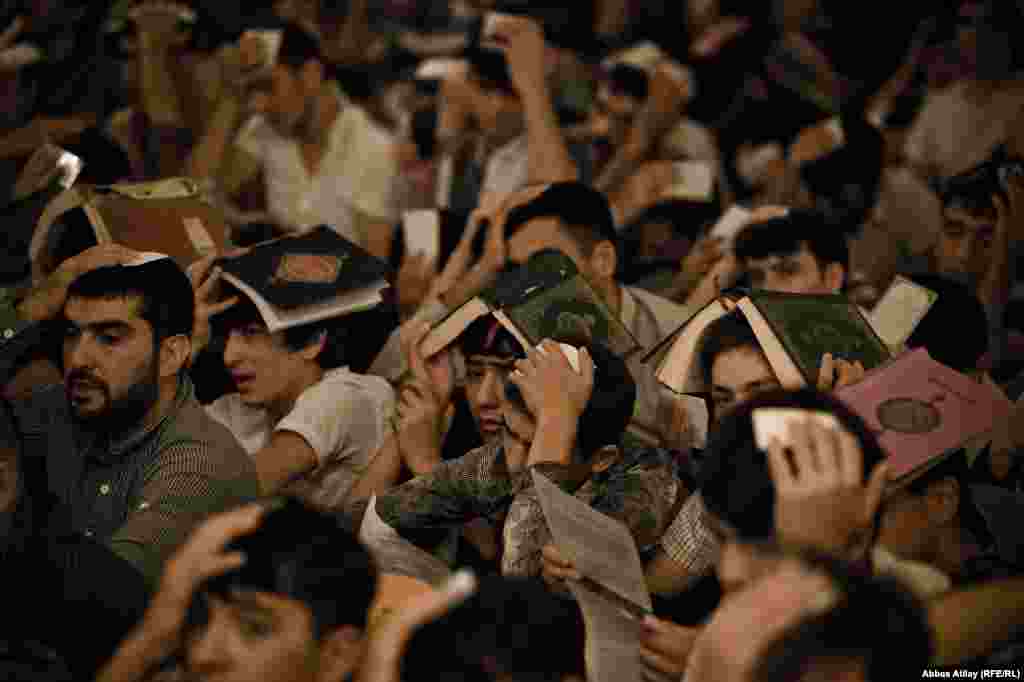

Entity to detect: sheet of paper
[532,470,651,612]
[402,209,441,263]
[708,205,753,245]
[752,408,841,451]
[569,583,646,682]
[869,275,938,350]
[668,161,715,201]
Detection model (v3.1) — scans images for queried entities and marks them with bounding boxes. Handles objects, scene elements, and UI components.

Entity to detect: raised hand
[816,353,866,392]
[395,322,456,474]
[187,252,242,361]
[510,340,594,423]
[767,418,889,560]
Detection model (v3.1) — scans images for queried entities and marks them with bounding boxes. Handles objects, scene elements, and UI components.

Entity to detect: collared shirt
[11,377,259,586]
[359,439,680,579]
[235,86,399,245]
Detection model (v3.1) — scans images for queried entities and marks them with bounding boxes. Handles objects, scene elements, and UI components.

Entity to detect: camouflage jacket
[373,440,681,578]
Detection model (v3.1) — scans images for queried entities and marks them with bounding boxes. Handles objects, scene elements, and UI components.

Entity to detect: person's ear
[924,477,960,526]
[824,262,845,293]
[589,445,621,474]
[589,241,617,280]
[299,331,327,363]
[301,58,324,94]
[315,625,364,682]
[159,335,192,378]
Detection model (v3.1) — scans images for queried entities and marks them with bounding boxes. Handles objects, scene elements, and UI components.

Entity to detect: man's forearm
[929,575,1024,667]
[184,95,245,183]
[521,82,577,184]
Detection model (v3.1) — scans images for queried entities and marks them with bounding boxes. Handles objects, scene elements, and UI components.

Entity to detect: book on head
[32,177,230,274]
[868,275,938,351]
[216,225,392,333]
[834,348,1013,485]
[651,290,891,394]
[420,249,640,360]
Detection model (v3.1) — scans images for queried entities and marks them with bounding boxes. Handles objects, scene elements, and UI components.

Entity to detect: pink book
[834,348,1012,483]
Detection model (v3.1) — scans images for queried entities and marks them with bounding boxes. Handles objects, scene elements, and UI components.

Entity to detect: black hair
[699,389,888,541]
[938,144,1019,217]
[410,106,438,160]
[276,22,323,71]
[401,575,586,682]
[457,316,524,360]
[504,340,636,461]
[903,273,989,373]
[65,258,195,343]
[188,497,377,639]
[464,45,514,94]
[504,181,620,259]
[697,310,765,392]
[751,552,932,682]
[734,208,850,272]
[212,288,351,370]
[606,62,649,101]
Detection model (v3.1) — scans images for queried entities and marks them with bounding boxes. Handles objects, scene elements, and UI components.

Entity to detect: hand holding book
[395,323,455,475]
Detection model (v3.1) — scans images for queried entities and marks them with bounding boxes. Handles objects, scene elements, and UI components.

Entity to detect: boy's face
[709,345,780,420]
[186,590,323,682]
[465,354,517,443]
[222,321,315,410]
[742,242,843,295]
[934,206,998,286]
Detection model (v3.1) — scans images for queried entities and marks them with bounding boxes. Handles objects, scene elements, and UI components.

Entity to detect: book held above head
[30,177,230,276]
[213,225,392,333]
[419,248,639,361]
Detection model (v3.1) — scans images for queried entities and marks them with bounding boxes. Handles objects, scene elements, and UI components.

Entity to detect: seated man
[351,337,679,579]
[190,256,395,510]
[12,246,259,586]
[97,498,378,682]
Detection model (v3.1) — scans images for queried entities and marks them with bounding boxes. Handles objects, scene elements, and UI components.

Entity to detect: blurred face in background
[933,206,997,287]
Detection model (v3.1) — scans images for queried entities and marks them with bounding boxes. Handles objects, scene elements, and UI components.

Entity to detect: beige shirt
[905,78,1024,179]
[206,367,395,512]
[235,88,399,245]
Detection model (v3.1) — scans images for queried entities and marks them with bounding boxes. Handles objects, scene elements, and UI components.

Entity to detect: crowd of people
[2,0,1024,680]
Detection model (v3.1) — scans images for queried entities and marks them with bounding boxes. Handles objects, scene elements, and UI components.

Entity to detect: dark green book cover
[495,250,640,359]
[749,290,891,385]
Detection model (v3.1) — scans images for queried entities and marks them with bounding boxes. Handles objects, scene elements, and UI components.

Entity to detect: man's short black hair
[277,22,323,71]
[938,144,1018,217]
[505,181,620,259]
[904,273,989,373]
[605,63,649,101]
[734,208,850,273]
[401,575,586,682]
[189,497,378,638]
[697,310,765,393]
[212,289,351,370]
[699,389,887,540]
[66,258,195,343]
[751,552,932,682]
[457,316,524,360]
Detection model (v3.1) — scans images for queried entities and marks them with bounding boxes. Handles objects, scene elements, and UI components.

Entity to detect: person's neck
[298,86,341,146]
[267,365,325,425]
[126,377,179,440]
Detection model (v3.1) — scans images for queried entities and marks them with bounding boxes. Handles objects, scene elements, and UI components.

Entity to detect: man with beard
[11,244,259,587]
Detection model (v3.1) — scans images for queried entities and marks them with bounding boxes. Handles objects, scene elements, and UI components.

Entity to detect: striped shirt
[11,376,260,586]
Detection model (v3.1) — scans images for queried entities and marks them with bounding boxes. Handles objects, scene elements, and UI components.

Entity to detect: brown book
[33,177,229,273]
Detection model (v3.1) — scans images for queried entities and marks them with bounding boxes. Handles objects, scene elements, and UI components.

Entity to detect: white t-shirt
[235,89,399,246]
[206,367,395,511]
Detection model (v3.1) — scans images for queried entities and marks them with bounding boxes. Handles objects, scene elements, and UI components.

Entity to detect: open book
[651,291,891,394]
[834,348,1013,484]
[216,226,391,333]
[31,177,229,273]
[420,249,639,360]
[868,275,938,351]
[532,470,650,682]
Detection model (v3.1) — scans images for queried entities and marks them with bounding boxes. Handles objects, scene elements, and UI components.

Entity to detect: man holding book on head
[189,227,396,511]
[8,245,259,588]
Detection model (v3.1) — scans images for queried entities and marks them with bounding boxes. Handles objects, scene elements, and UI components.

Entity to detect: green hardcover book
[737,290,891,388]
[420,249,639,359]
